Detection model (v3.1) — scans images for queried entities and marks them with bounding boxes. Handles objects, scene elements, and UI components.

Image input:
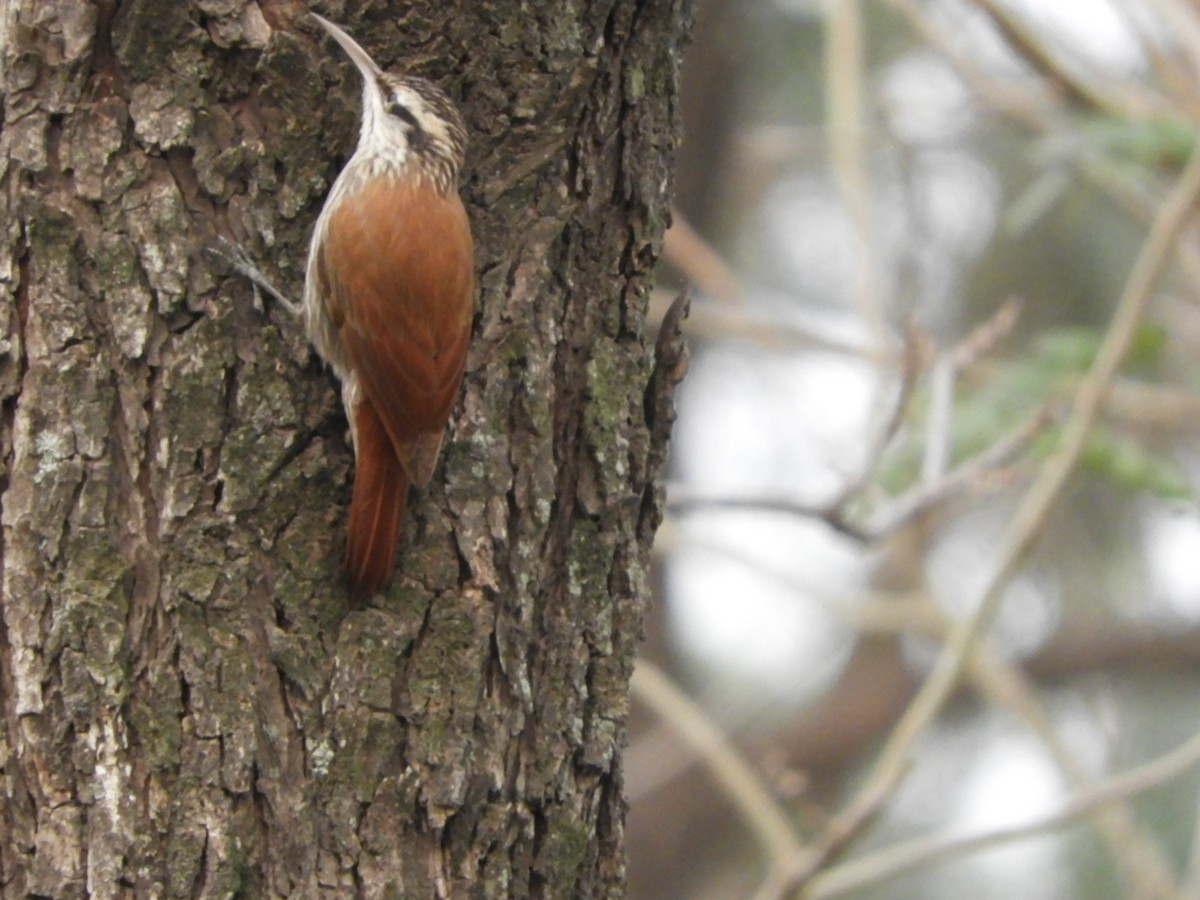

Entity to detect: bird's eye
[387,101,421,130]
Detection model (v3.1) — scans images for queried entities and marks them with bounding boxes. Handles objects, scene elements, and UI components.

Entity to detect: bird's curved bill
[312,13,383,80]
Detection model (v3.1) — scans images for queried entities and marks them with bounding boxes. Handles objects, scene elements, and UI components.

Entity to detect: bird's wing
[319,179,474,486]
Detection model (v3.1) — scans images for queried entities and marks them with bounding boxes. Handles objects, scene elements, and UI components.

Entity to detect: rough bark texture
[0,1,689,896]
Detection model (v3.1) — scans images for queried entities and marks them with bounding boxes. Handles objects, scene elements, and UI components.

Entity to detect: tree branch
[807,723,1200,898]
[781,136,1200,896]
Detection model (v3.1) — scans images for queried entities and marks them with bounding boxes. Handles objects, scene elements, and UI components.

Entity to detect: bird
[304,14,474,597]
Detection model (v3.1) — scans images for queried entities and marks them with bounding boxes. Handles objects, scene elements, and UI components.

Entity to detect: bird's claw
[208,237,301,316]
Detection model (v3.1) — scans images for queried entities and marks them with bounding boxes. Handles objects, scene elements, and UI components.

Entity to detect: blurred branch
[647,289,900,362]
[957,361,1200,435]
[838,321,927,500]
[1129,0,1200,116]
[1104,377,1200,431]
[637,2,1200,895]
[663,207,742,305]
[664,487,870,541]
[827,0,883,333]
[886,0,1200,291]
[665,400,1055,542]
[864,401,1053,537]
[921,355,955,482]
[805,722,1200,898]
[629,661,810,868]
[665,296,1035,540]
[1184,775,1200,894]
[653,530,940,638]
[770,128,1200,899]
[885,0,1057,131]
[968,0,1174,119]
[950,296,1022,369]
[967,646,1183,895]
[923,298,1021,484]
[1144,0,1200,91]
[626,571,934,806]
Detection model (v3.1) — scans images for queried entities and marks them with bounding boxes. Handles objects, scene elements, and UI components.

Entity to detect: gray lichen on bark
[0,0,690,896]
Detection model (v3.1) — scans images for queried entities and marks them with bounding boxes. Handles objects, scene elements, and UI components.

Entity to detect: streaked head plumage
[312,14,466,192]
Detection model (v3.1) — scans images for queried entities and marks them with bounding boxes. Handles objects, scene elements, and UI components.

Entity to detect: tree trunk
[0,1,689,896]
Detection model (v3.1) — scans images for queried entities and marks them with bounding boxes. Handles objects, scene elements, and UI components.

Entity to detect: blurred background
[629,1,1200,897]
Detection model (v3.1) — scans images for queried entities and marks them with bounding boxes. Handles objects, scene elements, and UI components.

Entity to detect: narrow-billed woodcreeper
[306,15,474,596]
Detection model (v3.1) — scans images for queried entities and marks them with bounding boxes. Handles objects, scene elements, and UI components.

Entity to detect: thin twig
[774,139,1200,897]
[664,487,871,542]
[863,402,1055,538]
[629,661,810,870]
[806,723,1200,898]
[949,297,1022,371]
[921,355,955,483]
[966,646,1182,896]
[1144,0,1200,90]
[968,0,1174,119]
[885,0,1058,132]
[1124,0,1200,118]
[1182,775,1200,895]
[887,0,1200,289]
[665,400,1054,542]
[832,320,927,507]
[827,0,883,334]
[663,207,742,305]
[922,298,1022,499]
[647,289,900,363]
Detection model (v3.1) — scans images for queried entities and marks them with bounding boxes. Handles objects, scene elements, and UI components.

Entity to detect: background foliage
[629,1,1200,897]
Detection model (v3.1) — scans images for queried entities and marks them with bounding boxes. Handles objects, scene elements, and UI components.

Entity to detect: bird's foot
[209,237,302,316]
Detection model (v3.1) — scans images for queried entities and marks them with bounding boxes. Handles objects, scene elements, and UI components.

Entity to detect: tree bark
[0,1,689,896]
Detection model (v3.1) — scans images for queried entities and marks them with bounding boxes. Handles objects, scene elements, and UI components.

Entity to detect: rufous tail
[345,400,407,598]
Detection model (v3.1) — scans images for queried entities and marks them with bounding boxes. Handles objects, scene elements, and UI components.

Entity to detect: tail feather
[345,401,408,598]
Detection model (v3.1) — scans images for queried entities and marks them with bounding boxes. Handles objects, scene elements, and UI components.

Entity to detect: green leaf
[1079,428,1192,500]
[1080,115,1196,169]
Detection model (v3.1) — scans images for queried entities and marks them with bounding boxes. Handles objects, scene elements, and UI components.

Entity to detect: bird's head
[313,13,467,192]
